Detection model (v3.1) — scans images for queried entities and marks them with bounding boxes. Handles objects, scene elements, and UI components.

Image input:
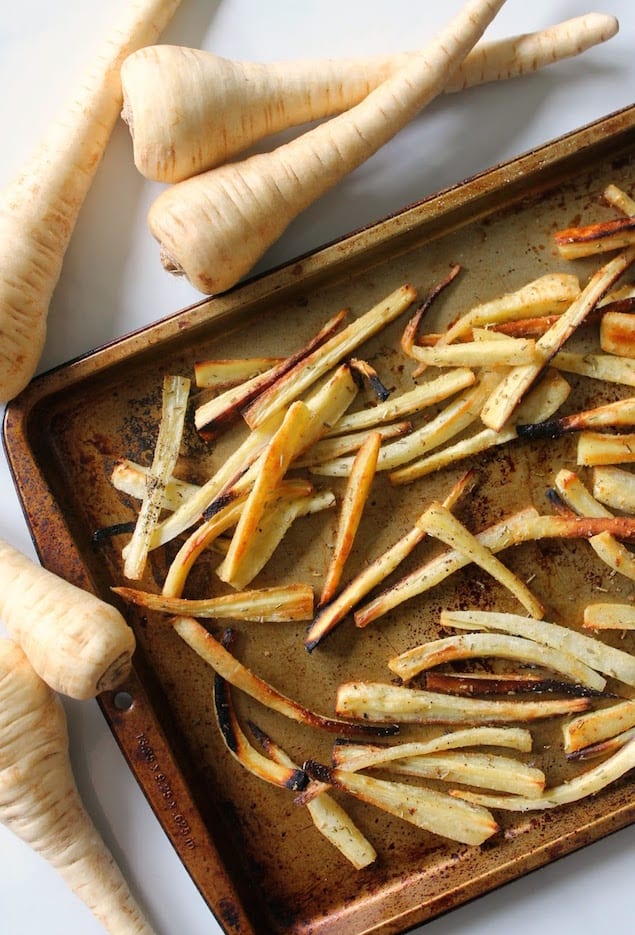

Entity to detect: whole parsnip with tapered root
[0,538,135,700]
[148,0,508,295]
[0,0,181,404]
[0,638,154,934]
[122,13,618,183]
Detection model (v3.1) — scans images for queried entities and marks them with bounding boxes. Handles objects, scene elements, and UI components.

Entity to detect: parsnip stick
[592,466,635,513]
[583,603,635,631]
[577,431,635,466]
[113,583,315,622]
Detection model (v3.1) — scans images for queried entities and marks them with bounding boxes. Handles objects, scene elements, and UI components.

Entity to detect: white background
[0,2,634,933]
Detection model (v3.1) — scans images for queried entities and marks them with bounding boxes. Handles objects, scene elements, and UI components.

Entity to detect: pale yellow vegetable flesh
[0,0,181,404]
[0,538,135,700]
[148,0,508,295]
[0,638,154,934]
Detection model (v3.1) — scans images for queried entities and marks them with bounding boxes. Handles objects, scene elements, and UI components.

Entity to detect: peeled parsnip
[0,0,181,405]
[0,638,154,934]
[148,0,508,296]
[123,12,618,183]
[0,538,135,701]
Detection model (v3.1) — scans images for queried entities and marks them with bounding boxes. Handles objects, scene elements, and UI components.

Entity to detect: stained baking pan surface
[4,105,635,935]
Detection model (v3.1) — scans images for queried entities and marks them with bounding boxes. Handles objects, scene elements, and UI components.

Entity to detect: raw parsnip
[0,638,154,934]
[0,0,181,404]
[148,0,508,295]
[0,538,135,700]
[122,13,619,182]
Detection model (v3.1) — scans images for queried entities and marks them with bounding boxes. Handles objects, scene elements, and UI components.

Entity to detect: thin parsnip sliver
[563,700,635,754]
[408,336,537,368]
[194,356,285,388]
[112,458,199,511]
[113,583,315,621]
[555,215,635,260]
[551,350,635,386]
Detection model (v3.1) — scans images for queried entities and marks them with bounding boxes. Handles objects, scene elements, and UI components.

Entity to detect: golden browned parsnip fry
[0,539,134,700]
[555,215,635,260]
[563,700,635,754]
[577,430,635,466]
[583,603,635,631]
[147,0,508,294]
[0,0,181,403]
[0,639,154,934]
[113,583,315,622]
[600,311,635,358]
[592,465,635,513]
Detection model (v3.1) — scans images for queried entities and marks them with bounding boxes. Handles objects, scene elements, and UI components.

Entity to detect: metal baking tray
[4,104,635,935]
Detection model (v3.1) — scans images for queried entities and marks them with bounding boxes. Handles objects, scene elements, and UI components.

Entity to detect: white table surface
[1,2,633,933]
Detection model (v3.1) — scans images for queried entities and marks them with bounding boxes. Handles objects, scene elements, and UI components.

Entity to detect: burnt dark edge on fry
[516,419,565,440]
[422,671,610,698]
[303,759,337,786]
[92,521,136,546]
[349,358,391,402]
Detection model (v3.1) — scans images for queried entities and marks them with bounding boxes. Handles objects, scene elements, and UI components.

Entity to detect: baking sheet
[3,104,635,935]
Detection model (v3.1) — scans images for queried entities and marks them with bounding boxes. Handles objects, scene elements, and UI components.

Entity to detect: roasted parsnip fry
[294,421,410,468]
[600,311,635,359]
[343,749,546,798]
[111,458,199,510]
[480,247,635,430]
[172,616,397,736]
[603,183,635,216]
[568,727,635,761]
[551,349,635,386]
[355,508,635,629]
[303,760,498,846]
[243,284,417,429]
[335,681,590,724]
[553,468,635,582]
[249,722,377,869]
[400,264,461,362]
[194,356,285,388]
[389,369,571,484]
[217,489,336,591]
[312,372,499,477]
[213,638,307,790]
[592,465,635,513]
[440,608,635,688]
[583,603,635,631]
[319,432,380,606]
[420,273,580,352]
[388,632,606,692]
[123,374,190,580]
[219,401,312,585]
[324,368,475,435]
[422,671,596,697]
[417,501,544,618]
[577,430,635,466]
[304,470,477,650]
[451,736,635,810]
[113,583,315,621]
[563,699,635,754]
[517,395,635,440]
[555,215,635,260]
[194,309,347,435]
[407,335,537,368]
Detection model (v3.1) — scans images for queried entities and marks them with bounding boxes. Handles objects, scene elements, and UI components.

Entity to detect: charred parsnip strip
[480,247,635,430]
[441,608,635,688]
[242,285,417,428]
[320,432,380,606]
[593,466,635,513]
[577,431,635,466]
[123,374,190,580]
[551,350,635,387]
[563,700,635,755]
[389,632,606,692]
[219,401,311,585]
[172,616,397,736]
[555,216,635,260]
[250,723,377,869]
[584,603,635,631]
[304,470,477,650]
[554,468,635,582]
[419,273,580,352]
[451,736,635,810]
[111,459,199,511]
[325,368,475,435]
[113,583,314,621]
[335,747,545,798]
[422,671,595,697]
[417,501,544,617]
[390,369,571,484]
[335,681,590,724]
[213,637,307,790]
[303,761,498,846]
[313,371,499,477]
[194,310,347,434]
[194,356,285,388]
[218,489,336,591]
[518,395,635,440]
[355,508,635,628]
